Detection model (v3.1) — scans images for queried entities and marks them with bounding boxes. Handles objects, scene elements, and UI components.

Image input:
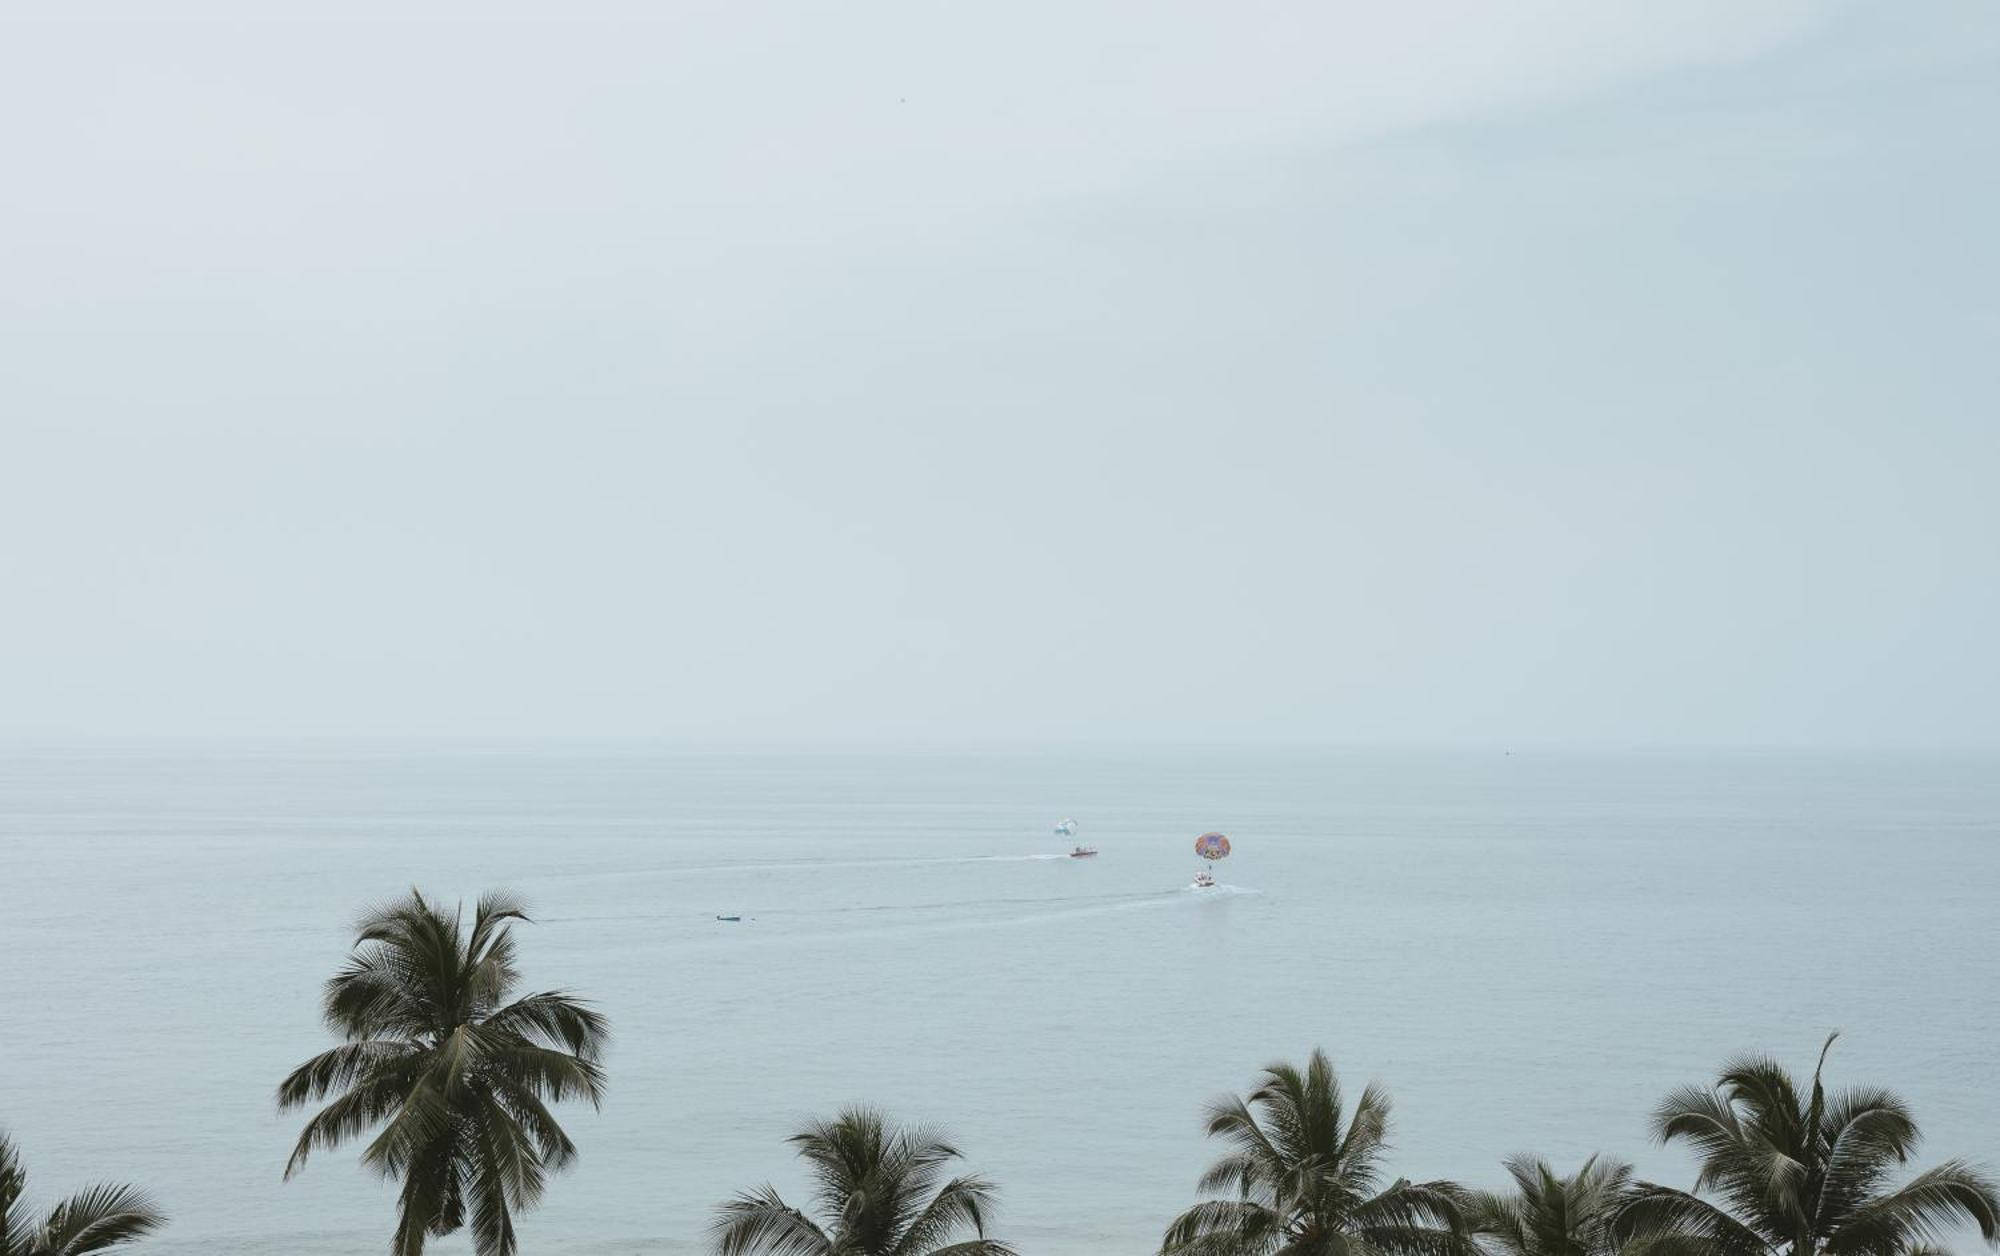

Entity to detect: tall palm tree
[1468,1155,1632,1256]
[0,1131,164,1255]
[712,1108,1016,1256]
[277,890,609,1256]
[1612,1034,2000,1256]
[1161,1048,1475,1256]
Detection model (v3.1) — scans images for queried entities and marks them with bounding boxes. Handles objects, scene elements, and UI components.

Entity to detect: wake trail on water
[613,881,1270,949]
[543,850,1078,881]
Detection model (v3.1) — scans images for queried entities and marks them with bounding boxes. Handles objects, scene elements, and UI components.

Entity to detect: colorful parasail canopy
[1194,832,1231,860]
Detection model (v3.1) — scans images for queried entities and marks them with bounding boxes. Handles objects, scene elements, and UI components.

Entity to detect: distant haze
[2,0,1996,748]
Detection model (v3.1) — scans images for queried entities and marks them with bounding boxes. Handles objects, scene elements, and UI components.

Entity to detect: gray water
[3,748,1996,1255]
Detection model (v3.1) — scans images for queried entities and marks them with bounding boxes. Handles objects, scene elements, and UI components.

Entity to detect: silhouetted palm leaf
[0,1132,165,1255]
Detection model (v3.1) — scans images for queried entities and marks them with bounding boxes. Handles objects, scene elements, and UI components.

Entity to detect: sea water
[3,748,1996,1254]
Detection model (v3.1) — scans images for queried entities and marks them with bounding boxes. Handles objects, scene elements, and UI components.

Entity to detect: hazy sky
[3,1,1996,748]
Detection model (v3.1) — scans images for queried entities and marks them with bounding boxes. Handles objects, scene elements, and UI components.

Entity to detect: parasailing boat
[1191,831,1230,888]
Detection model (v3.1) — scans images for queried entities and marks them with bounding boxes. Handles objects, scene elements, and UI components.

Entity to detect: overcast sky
[2,1,1995,748]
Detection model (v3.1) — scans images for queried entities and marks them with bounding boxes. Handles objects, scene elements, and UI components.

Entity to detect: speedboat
[1069,845,1098,858]
[1191,868,1216,889]
[715,914,743,922]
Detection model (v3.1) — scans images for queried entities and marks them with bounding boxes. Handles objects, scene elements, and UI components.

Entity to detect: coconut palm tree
[1468,1155,1632,1256]
[0,1131,165,1255]
[276,890,609,1256]
[1612,1034,2000,1256]
[1161,1048,1475,1256]
[712,1108,1016,1256]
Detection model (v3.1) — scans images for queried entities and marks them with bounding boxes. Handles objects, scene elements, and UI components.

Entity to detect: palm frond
[1612,1185,1767,1256]
[2,1132,29,1256]
[465,1108,532,1256]
[359,1079,456,1180]
[1353,1222,1482,1256]
[890,1175,999,1256]
[322,946,431,1040]
[479,1041,607,1108]
[1161,1198,1287,1256]
[282,1068,425,1178]
[1469,1187,1534,1256]
[1197,1153,1267,1200]
[467,1170,517,1256]
[1821,1160,2000,1254]
[389,1141,456,1256]
[466,896,526,1017]
[1205,1096,1288,1189]
[1338,1086,1394,1205]
[1351,1179,1472,1234]
[275,1040,421,1109]
[474,1103,543,1214]
[1302,1051,1346,1165]
[1652,1086,1748,1178]
[1814,1091,1921,1233]
[1715,1056,1804,1147]
[481,992,609,1061]
[490,1078,580,1172]
[792,1108,894,1223]
[1612,1235,1729,1256]
[711,1187,832,1256]
[33,1183,165,1255]
[469,892,532,953]
[1251,1060,1314,1167]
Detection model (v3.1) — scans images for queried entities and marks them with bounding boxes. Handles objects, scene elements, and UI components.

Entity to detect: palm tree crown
[0,1132,164,1256]
[1469,1155,1633,1256]
[1613,1034,2000,1256]
[712,1107,1016,1256]
[276,890,609,1256]
[1161,1048,1474,1256]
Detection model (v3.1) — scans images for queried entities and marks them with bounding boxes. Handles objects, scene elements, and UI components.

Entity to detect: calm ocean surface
[3,748,1997,1255]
